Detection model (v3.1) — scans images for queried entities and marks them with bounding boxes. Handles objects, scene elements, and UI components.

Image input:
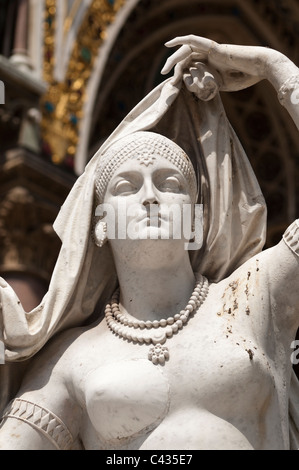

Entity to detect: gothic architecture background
[0,0,298,374]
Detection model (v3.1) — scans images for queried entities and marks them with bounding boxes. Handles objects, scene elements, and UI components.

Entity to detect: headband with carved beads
[94,132,198,203]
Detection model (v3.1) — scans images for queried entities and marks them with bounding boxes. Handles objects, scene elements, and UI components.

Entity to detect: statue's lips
[129,205,180,224]
[136,214,162,228]
[134,209,162,223]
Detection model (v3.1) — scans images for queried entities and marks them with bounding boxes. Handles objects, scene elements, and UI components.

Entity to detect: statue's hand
[161,35,274,92]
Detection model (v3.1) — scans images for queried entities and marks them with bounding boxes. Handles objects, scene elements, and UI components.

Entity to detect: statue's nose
[141,181,159,206]
[143,199,159,207]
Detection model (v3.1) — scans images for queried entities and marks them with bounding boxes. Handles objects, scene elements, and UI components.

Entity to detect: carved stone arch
[73,0,141,174]
[41,0,139,173]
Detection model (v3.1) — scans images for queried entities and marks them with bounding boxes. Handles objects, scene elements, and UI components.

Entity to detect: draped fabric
[0,60,296,448]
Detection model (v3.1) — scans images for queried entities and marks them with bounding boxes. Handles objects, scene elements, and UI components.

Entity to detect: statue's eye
[114,180,137,195]
[159,176,181,192]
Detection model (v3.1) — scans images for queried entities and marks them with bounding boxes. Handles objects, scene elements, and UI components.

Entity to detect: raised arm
[258,220,299,337]
[161,35,299,129]
[161,35,299,336]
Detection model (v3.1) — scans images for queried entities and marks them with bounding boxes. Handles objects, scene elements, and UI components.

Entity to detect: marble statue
[0,35,298,450]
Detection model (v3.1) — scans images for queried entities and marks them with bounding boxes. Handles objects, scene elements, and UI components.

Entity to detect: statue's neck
[110,240,196,322]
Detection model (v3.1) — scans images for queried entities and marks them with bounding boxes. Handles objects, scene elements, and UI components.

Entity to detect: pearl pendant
[148,344,170,365]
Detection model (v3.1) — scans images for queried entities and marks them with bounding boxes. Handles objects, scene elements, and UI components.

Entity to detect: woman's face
[99,156,195,244]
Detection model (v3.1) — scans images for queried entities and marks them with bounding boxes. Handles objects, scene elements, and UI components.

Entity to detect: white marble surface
[0,36,298,450]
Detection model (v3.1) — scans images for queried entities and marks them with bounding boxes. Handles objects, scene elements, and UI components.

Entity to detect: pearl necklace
[105,274,209,365]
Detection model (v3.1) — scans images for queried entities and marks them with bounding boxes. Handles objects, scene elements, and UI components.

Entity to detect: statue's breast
[84,358,170,445]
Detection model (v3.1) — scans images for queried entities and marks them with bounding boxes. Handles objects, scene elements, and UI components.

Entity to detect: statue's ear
[94,221,108,248]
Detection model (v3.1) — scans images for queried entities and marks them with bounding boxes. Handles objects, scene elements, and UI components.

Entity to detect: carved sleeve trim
[283,219,299,256]
[0,398,74,450]
[277,75,299,107]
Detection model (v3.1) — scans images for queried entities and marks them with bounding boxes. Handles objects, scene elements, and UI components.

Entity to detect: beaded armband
[277,75,299,107]
[283,219,299,256]
[0,398,74,450]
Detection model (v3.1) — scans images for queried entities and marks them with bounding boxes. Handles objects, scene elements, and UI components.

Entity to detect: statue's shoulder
[41,319,105,364]
[20,319,107,398]
[207,249,273,304]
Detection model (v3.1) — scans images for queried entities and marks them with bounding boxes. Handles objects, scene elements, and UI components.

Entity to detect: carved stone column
[10,0,32,71]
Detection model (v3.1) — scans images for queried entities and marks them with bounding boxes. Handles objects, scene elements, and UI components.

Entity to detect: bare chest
[75,279,275,449]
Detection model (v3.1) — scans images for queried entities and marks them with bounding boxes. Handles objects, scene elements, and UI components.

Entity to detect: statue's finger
[165,35,213,51]
[161,45,191,75]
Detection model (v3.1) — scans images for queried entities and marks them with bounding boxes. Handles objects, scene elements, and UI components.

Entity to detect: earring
[95,221,108,247]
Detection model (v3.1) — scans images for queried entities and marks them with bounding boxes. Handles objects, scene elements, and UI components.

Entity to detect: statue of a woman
[0,36,298,450]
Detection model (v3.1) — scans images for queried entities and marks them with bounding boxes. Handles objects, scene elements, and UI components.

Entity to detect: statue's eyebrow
[111,170,141,180]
